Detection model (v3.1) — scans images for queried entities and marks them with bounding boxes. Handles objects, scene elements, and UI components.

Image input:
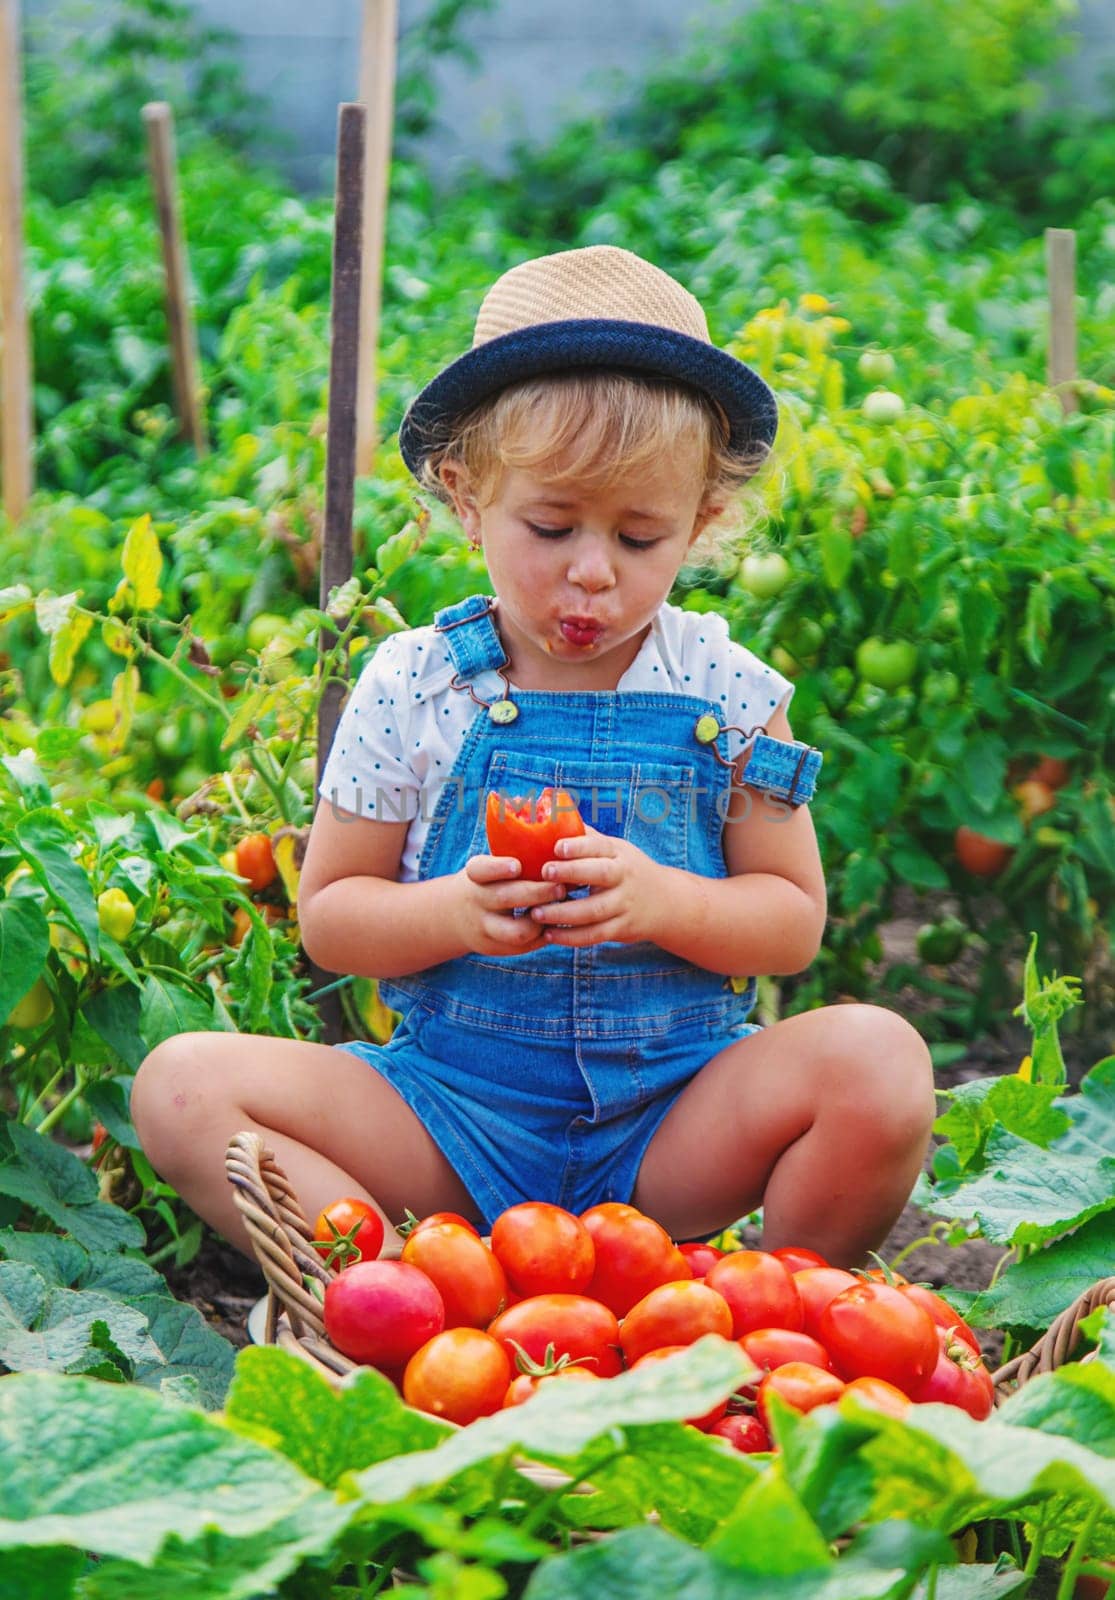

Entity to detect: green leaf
[1021,582,1052,669]
[908,1560,1031,1598]
[0,1261,160,1375]
[957,735,1008,817]
[83,986,146,1073]
[13,811,99,958]
[119,513,164,610]
[0,1546,83,1600]
[0,897,51,1026]
[818,522,854,589]
[0,1371,351,1565]
[48,610,94,686]
[888,841,950,891]
[998,1357,1115,1459]
[224,1347,449,1486]
[354,1337,752,1503]
[708,1468,832,1572]
[138,974,216,1051]
[964,1213,1115,1332]
[127,1295,236,1411]
[925,1124,1115,1246]
[0,1122,144,1251]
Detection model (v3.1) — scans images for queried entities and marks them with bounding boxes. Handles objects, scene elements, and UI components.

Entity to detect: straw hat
[397,245,778,477]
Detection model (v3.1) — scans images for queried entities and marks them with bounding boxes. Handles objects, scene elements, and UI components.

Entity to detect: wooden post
[355,0,398,476]
[314,102,366,1045]
[142,102,208,453]
[0,0,33,522]
[1045,227,1077,416]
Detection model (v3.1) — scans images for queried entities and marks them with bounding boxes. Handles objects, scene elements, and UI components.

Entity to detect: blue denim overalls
[340,595,820,1227]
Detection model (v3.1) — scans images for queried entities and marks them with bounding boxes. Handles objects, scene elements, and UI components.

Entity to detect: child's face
[444,441,714,686]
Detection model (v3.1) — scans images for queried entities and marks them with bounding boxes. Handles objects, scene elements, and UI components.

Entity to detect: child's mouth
[560,617,604,648]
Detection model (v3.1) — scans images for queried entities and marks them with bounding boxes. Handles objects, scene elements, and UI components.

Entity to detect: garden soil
[167,890,1103,1369]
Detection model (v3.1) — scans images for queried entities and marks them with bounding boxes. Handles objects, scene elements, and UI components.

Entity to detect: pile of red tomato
[312,1198,994,1444]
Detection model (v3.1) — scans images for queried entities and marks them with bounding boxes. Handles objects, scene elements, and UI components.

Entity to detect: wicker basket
[225,1130,1110,1407]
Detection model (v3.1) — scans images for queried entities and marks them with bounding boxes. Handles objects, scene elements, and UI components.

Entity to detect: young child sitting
[132,245,935,1266]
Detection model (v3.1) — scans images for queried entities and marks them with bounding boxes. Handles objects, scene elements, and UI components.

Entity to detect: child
[132,245,935,1267]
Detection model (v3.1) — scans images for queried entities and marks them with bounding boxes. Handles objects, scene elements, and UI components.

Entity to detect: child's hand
[454,855,566,957]
[528,826,669,947]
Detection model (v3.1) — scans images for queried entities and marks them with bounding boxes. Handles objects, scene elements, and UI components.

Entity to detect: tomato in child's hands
[705,1250,803,1337]
[490,1201,595,1297]
[485,787,585,879]
[323,1260,444,1366]
[313,1197,385,1267]
[818,1281,939,1396]
[402,1328,510,1424]
[580,1202,690,1316]
[400,1222,508,1328]
[488,1294,623,1376]
[618,1280,734,1366]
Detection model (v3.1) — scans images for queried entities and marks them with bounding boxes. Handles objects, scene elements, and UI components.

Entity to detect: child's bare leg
[631,1003,936,1267]
[130,1033,479,1258]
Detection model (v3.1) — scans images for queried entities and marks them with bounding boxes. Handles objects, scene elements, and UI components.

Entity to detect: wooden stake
[314,103,366,1045]
[1045,227,1078,415]
[0,0,33,522]
[355,0,398,476]
[317,102,366,787]
[142,102,208,453]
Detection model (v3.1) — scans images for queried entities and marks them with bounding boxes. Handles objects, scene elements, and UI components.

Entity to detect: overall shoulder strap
[433,594,508,680]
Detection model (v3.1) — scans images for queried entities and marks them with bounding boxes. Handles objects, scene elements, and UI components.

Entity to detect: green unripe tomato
[857,349,896,383]
[7,977,54,1030]
[855,637,919,690]
[769,645,802,680]
[916,917,967,966]
[737,551,793,599]
[97,887,136,943]
[777,616,825,664]
[862,389,906,424]
[246,612,293,653]
[923,669,961,706]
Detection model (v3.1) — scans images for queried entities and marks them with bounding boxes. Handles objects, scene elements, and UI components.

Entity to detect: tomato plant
[490,1201,595,1297]
[402,1328,511,1425]
[400,1221,508,1328]
[322,1260,444,1367]
[312,1198,385,1269]
[484,788,585,879]
[581,1202,690,1315]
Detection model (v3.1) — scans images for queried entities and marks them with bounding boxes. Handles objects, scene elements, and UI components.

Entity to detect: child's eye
[620,535,660,551]
[526,523,570,539]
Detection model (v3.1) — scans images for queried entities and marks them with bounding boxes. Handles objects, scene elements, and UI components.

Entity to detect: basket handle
[992,1275,1115,1399]
[225,1130,335,1342]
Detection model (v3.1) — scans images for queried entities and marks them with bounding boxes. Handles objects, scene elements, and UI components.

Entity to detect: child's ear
[689,496,725,545]
[438,459,481,543]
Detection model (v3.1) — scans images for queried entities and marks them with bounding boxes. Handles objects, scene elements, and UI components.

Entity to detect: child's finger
[531,891,618,927]
[490,880,565,910]
[466,853,522,884]
[553,827,615,860]
[541,857,618,887]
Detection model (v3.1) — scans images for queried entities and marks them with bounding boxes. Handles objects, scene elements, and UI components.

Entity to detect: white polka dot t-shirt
[318,603,795,881]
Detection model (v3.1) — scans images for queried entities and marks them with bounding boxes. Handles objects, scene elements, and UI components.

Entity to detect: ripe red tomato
[485,787,585,879]
[619,1280,734,1367]
[954,826,1012,878]
[400,1223,508,1328]
[503,1366,600,1407]
[792,1267,859,1342]
[677,1241,723,1278]
[900,1284,981,1359]
[323,1260,444,1367]
[1028,756,1070,791]
[581,1202,690,1315]
[818,1282,939,1396]
[490,1201,595,1297]
[758,1362,845,1427]
[313,1197,385,1268]
[770,1245,829,1273]
[488,1293,623,1377]
[739,1328,834,1376]
[709,1413,772,1454]
[630,1346,729,1431]
[843,1375,912,1417]
[911,1327,994,1419]
[705,1251,803,1337]
[235,831,278,893]
[402,1328,510,1425]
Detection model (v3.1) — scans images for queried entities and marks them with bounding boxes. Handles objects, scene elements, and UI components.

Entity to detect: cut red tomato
[485,787,585,879]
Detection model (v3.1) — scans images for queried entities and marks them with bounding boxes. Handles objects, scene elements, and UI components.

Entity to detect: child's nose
[567,540,616,592]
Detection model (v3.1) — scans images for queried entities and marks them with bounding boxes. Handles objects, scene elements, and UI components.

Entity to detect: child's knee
[828,1004,936,1147]
[130,1033,215,1159]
